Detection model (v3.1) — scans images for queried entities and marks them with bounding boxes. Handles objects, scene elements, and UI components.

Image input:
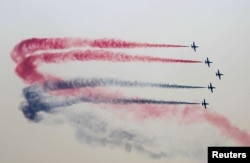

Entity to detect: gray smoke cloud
[65,109,169,159]
[21,84,229,161]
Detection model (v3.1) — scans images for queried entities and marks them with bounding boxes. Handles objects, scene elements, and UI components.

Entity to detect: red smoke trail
[203,112,250,146]
[40,50,200,63]
[11,38,188,63]
[48,85,250,146]
[15,49,201,84]
[104,103,250,146]
[12,38,250,146]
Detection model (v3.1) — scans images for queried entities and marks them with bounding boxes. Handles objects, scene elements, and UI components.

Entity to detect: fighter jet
[191,42,198,52]
[208,83,215,93]
[205,57,212,67]
[202,99,209,109]
[216,70,224,80]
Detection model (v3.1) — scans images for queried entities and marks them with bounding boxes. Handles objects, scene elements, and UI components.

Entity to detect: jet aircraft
[202,99,209,109]
[205,57,212,67]
[208,83,215,93]
[216,70,224,80]
[191,42,198,52]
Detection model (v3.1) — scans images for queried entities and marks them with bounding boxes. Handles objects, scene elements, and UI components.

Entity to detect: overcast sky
[1,0,250,163]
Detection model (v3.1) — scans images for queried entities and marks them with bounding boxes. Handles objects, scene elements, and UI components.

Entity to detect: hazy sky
[1,0,250,163]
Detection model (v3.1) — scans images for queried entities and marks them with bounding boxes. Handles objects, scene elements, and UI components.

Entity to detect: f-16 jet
[202,99,209,109]
[208,83,215,93]
[191,42,198,52]
[205,57,212,67]
[216,70,224,80]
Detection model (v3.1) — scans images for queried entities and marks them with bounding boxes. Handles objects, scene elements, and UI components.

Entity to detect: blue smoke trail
[19,85,209,160]
[44,77,205,91]
[20,85,199,121]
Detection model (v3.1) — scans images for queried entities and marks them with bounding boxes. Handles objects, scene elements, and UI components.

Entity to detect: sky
[1,0,250,163]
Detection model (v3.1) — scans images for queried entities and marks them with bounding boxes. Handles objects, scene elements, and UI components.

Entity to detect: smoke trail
[106,104,250,146]
[11,38,250,160]
[17,85,209,159]
[44,77,205,91]
[21,85,199,121]
[11,38,188,63]
[21,84,250,147]
[15,49,201,83]
[40,49,201,64]
[20,84,250,161]
[203,112,250,146]
[21,89,173,158]
[66,109,190,159]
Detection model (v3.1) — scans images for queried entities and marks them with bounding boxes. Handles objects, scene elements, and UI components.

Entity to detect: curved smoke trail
[19,84,250,159]
[11,38,188,63]
[21,85,199,121]
[15,49,201,84]
[21,84,250,147]
[11,37,250,160]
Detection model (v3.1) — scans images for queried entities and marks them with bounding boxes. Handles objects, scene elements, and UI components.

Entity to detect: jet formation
[192,42,224,109]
